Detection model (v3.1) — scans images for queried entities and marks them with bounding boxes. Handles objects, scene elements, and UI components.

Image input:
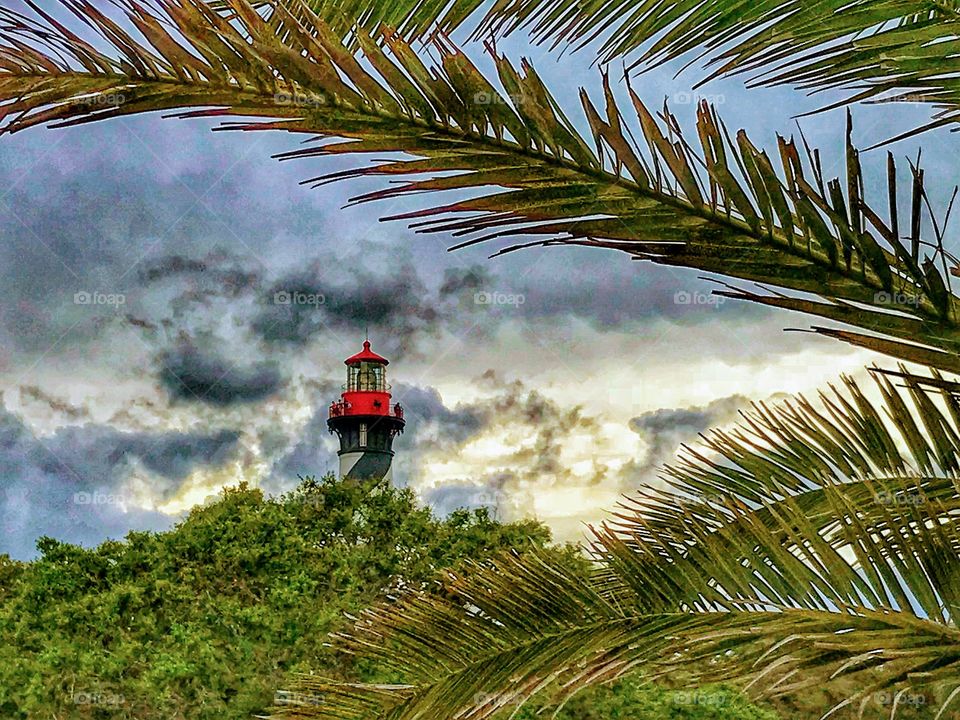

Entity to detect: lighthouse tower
[327,340,405,482]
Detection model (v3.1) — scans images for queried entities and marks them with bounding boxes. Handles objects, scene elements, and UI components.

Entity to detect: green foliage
[0,475,553,719]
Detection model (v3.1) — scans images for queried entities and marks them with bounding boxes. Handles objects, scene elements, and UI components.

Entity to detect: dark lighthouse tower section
[327,340,405,482]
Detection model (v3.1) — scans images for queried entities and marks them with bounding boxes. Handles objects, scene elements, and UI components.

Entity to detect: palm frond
[1,0,958,370]
[211,0,485,49]
[473,0,960,138]
[594,365,960,619]
[272,367,960,719]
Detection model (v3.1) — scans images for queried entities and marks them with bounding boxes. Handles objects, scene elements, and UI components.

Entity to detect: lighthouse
[327,340,405,482]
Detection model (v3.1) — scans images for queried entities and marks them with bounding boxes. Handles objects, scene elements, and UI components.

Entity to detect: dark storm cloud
[124,314,161,332]
[265,408,340,492]
[138,255,209,282]
[622,394,749,484]
[0,405,241,559]
[0,297,63,354]
[252,258,441,358]
[138,251,261,299]
[0,166,177,353]
[426,252,767,340]
[391,382,487,448]
[19,385,91,421]
[420,476,512,518]
[0,123,295,363]
[159,342,285,406]
[0,119,769,392]
[117,429,241,480]
[438,265,491,298]
[489,255,766,328]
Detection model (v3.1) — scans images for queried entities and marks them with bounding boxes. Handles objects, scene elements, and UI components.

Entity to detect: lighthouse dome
[344,340,389,366]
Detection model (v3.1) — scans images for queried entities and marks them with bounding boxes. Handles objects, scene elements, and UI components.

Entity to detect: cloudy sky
[0,2,957,559]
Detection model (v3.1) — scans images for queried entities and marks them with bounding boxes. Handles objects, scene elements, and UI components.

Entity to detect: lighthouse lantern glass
[348,361,385,391]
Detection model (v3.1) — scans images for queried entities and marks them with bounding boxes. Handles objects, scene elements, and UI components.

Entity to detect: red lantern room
[328,340,405,482]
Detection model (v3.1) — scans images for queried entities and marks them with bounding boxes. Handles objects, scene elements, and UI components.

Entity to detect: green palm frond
[211,0,485,48]
[2,1,958,372]
[594,365,960,617]
[473,0,960,138]
[272,367,960,719]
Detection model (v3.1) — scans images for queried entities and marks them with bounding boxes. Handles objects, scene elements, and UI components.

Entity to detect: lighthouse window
[353,362,384,391]
[359,423,367,447]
